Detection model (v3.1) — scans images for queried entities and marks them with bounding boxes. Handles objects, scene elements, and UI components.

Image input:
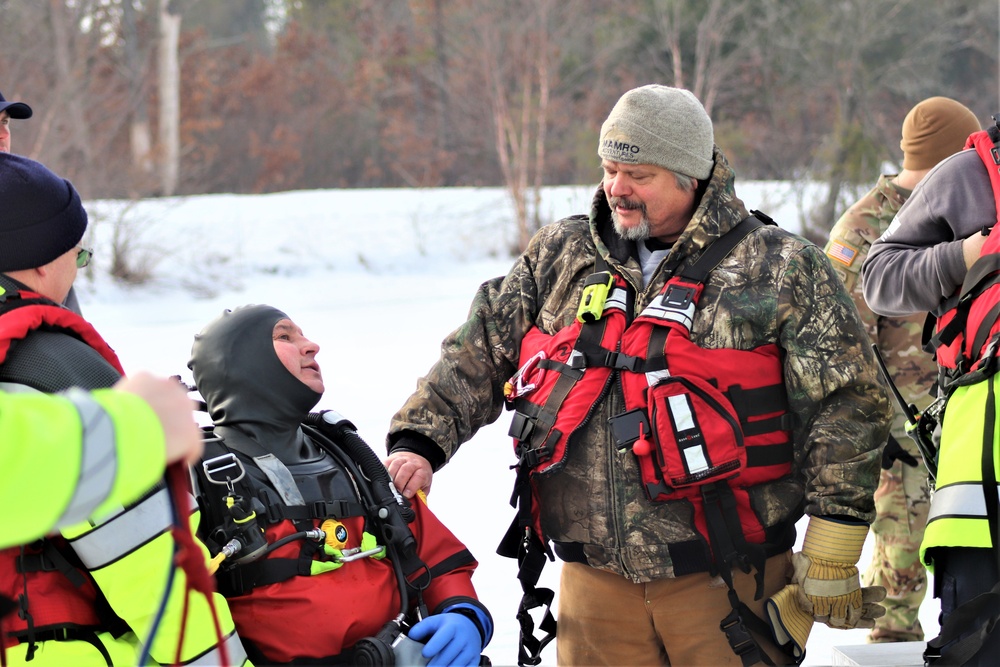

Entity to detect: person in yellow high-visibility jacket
[0,372,204,549]
[0,153,247,666]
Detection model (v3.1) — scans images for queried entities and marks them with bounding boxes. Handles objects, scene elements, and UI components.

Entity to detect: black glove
[881,435,919,469]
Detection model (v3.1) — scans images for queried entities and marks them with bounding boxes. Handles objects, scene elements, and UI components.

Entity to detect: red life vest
[0,285,125,649]
[505,217,793,565]
[927,125,1000,386]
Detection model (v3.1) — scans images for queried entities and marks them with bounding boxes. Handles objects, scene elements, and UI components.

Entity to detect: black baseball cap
[0,90,32,119]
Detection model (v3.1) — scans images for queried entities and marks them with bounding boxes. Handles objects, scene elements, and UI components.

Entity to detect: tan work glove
[765,584,813,660]
[790,516,887,629]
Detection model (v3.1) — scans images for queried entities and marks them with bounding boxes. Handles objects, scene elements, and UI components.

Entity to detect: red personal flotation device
[0,284,125,655]
[0,285,124,373]
[927,121,1000,388]
[498,215,794,666]
[504,215,792,557]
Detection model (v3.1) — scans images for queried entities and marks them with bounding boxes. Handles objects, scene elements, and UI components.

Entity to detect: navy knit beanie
[0,153,87,272]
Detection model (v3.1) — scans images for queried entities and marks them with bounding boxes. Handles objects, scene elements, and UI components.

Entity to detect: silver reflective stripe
[604,287,628,314]
[69,485,177,569]
[254,453,306,506]
[59,388,118,526]
[637,296,695,330]
[927,482,1000,523]
[184,630,248,666]
[0,381,42,394]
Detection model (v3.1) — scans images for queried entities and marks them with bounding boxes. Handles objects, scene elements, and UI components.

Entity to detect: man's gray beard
[611,210,651,241]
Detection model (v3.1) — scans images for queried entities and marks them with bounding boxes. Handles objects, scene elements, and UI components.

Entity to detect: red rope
[165,463,231,667]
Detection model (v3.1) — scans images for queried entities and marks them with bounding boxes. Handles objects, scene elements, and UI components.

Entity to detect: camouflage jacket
[390,148,892,582]
[825,176,937,439]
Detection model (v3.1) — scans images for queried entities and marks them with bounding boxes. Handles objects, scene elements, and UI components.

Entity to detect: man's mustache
[609,196,645,213]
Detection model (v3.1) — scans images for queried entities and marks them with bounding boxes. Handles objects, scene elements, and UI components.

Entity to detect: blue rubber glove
[409,612,481,666]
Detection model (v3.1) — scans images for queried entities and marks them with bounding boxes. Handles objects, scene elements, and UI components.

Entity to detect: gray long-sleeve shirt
[862,149,996,317]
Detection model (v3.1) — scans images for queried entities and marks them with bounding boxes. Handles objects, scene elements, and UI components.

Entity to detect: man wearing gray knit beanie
[386,85,890,666]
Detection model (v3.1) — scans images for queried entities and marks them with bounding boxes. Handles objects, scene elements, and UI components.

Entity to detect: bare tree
[476,0,558,251]
[123,0,153,187]
[159,0,181,195]
[644,0,752,117]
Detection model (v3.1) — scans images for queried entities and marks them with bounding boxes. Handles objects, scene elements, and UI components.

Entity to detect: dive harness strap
[496,522,555,667]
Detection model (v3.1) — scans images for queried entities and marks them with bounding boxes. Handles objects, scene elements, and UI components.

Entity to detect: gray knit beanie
[598,85,714,180]
[0,153,88,272]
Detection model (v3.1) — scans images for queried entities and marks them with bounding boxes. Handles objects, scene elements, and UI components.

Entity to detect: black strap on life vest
[11,539,125,664]
[501,212,777,667]
[496,521,556,666]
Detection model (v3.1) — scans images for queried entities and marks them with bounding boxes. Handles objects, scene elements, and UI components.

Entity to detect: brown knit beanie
[900,97,981,170]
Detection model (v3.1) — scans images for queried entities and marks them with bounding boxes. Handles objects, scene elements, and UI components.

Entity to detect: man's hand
[385,450,433,498]
[114,372,202,467]
[881,435,919,469]
[963,230,990,269]
[790,516,887,629]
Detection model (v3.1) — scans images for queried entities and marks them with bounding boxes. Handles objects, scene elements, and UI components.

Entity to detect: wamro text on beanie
[0,153,88,272]
[598,85,714,180]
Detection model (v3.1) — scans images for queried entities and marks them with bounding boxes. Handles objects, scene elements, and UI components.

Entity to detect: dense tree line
[0,0,996,237]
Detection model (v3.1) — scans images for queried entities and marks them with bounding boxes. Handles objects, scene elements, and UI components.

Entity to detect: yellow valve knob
[321,519,349,549]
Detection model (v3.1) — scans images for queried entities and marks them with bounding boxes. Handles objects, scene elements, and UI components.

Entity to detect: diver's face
[272,318,324,393]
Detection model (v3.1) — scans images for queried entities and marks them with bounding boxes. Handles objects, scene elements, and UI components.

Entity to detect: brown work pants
[557,552,796,666]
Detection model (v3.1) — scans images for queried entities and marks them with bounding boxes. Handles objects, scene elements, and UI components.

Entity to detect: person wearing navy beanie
[0,153,249,665]
[0,153,88,277]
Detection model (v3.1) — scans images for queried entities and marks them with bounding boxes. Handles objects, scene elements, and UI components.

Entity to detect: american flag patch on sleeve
[826,240,858,267]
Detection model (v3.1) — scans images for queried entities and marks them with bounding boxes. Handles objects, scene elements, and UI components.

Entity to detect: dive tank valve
[353,618,429,667]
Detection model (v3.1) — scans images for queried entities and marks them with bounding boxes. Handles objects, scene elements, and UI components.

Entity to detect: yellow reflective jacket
[0,388,166,548]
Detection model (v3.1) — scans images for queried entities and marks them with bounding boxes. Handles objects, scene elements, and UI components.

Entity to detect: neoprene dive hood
[189,304,323,465]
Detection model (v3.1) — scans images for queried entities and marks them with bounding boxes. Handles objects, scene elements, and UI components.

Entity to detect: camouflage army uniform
[391,147,892,587]
[825,174,936,643]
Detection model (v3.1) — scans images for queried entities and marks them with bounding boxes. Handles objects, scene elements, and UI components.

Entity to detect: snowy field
[75,180,936,666]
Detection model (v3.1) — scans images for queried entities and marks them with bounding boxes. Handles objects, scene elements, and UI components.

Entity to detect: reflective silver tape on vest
[68,485,184,569]
[927,482,1000,522]
[186,630,248,666]
[59,388,118,527]
[637,297,695,330]
[669,393,709,474]
[604,287,628,314]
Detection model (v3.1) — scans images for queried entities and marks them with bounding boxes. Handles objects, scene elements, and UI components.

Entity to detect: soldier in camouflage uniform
[386,86,892,666]
[825,96,980,643]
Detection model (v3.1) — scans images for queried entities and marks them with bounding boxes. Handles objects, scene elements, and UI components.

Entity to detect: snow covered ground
[75,181,936,666]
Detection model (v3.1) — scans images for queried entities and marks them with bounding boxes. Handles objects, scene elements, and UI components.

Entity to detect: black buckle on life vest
[515,432,558,469]
[662,283,697,310]
[602,351,641,372]
[312,499,354,519]
[720,609,759,664]
[509,411,535,442]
